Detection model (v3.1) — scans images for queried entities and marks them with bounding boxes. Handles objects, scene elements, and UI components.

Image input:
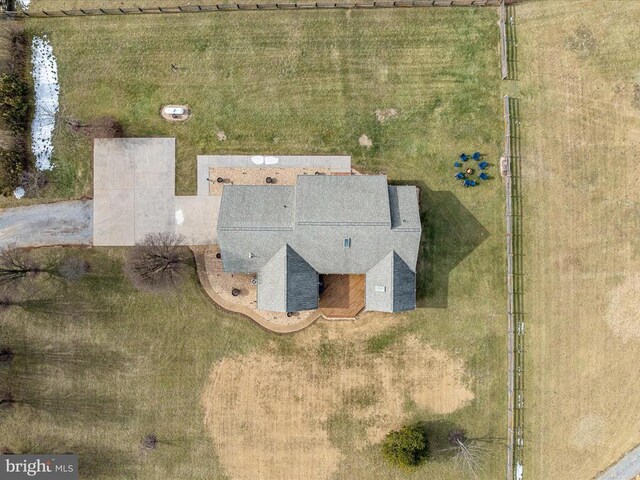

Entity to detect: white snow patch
[264,156,279,165]
[16,0,31,9]
[516,462,523,480]
[251,155,264,165]
[13,187,25,199]
[175,209,185,225]
[31,35,59,171]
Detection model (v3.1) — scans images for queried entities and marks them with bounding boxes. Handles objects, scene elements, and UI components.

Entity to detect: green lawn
[1,8,507,480]
[24,8,499,198]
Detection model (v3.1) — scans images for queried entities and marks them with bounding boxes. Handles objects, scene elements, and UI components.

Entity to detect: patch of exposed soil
[202,333,473,480]
[216,130,227,141]
[570,414,605,449]
[358,134,372,148]
[606,275,640,342]
[375,108,398,123]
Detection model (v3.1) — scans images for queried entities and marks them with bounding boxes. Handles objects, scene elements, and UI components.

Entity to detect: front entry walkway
[319,274,365,319]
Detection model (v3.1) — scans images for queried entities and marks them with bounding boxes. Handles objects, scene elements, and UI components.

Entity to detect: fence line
[1,0,520,17]
[504,94,523,480]
[499,0,508,79]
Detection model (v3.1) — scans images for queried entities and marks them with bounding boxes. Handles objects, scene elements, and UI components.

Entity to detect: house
[217,174,422,313]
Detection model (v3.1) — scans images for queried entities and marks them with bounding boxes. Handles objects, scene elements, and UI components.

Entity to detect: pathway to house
[0,199,92,248]
[595,445,640,480]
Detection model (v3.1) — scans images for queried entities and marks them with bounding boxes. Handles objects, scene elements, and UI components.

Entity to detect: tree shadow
[392,181,489,308]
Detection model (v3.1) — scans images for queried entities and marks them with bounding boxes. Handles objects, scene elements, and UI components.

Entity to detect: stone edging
[191,246,322,333]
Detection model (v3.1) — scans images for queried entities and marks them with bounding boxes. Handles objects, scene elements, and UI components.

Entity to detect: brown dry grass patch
[518,1,640,478]
[201,322,473,480]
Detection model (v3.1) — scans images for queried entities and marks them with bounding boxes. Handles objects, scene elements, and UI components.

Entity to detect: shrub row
[0,72,32,135]
[0,27,34,197]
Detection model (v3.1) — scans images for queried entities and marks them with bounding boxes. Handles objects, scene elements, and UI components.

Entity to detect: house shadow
[391,180,489,309]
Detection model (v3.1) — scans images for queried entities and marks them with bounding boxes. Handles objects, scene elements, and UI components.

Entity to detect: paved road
[0,200,92,248]
[596,445,640,480]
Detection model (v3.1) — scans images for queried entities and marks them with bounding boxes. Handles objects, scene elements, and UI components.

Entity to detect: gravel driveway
[0,200,93,248]
[596,445,640,480]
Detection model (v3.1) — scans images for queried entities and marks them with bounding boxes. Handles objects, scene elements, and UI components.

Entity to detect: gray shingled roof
[218,175,421,312]
[295,175,391,226]
[365,252,417,312]
[389,186,422,231]
[217,185,294,231]
[257,244,318,312]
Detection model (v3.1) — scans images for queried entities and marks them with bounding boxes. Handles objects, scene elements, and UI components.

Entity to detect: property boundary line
[1,0,519,18]
[499,0,507,79]
[504,94,523,480]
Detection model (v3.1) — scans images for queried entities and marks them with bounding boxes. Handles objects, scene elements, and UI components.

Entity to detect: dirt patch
[201,333,473,480]
[375,108,398,123]
[216,130,227,141]
[72,116,123,139]
[358,134,372,148]
[632,83,640,110]
[605,275,640,342]
[570,414,605,449]
[565,26,597,59]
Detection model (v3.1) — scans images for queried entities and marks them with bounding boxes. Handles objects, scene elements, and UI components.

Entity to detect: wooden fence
[1,0,520,18]
[504,94,524,480]
[499,0,508,79]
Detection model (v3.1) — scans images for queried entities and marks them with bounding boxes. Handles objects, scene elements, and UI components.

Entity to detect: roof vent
[344,238,351,248]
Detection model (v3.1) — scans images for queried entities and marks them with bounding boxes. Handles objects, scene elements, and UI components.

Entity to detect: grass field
[21,8,499,199]
[516,1,640,478]
[1,7,507,480]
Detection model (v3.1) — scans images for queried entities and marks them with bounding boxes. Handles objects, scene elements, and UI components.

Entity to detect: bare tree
[440,430,488,479]
[20,169,48,197]
[125,233,188,291]
[0,247,45,287]
[140,434,158,452]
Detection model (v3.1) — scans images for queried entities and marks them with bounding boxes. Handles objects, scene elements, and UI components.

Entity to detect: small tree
[140,434,158,452]
[0,247,44,287]
[125,233,187,291]
[381,422,429,469]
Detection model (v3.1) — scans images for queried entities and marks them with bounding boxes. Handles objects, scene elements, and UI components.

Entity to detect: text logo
[0,455,77,480]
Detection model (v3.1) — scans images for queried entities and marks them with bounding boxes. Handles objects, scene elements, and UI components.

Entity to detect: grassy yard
[515,1,640,478]
[1,7,507,480]
[22,8,499,198]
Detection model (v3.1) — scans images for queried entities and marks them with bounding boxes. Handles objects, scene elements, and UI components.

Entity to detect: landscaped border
[192,246,323,333]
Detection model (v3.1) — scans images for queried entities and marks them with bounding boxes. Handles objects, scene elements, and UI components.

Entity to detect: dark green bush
[0,73,32,134]
[0,147,28,196]
[381,422,430,469]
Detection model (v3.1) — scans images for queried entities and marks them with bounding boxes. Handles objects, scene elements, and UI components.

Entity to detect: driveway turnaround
[93,138,219,246]
[0,200,92,248]
[596,445,640,480]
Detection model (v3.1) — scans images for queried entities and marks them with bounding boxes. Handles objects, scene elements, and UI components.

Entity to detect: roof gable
[257,244,318,312]
[365,251,416,312]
